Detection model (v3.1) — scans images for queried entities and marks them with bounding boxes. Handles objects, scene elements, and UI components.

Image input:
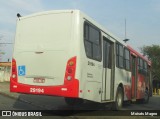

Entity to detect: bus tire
[112,87,123,110]
[64,97,84,106]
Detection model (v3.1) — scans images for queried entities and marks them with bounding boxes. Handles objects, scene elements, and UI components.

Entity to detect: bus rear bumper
[10,78,79,98]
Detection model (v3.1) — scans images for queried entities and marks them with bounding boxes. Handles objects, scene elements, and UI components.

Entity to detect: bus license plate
[33,78,45,83]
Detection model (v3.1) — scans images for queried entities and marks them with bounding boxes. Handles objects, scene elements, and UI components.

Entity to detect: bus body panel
[10,77,79,97]
[75,13,103,102]
[14,11,73,86]
[11,10,80,98]
[136,74,145,99]
[81,59,103,102]
[114,68,131,101]
[128,45,152,100]
[16,51,67,86]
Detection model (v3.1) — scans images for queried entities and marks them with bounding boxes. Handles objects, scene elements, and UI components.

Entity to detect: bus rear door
[131,54,137,101]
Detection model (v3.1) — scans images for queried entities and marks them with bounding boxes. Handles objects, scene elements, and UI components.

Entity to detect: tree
[140,45,160,80]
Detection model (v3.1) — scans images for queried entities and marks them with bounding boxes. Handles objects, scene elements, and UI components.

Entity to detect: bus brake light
[64,56,76,82]
[11,58,18,82]
[67,68,73,74]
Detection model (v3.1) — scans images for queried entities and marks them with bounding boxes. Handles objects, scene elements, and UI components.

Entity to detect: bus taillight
[64,56,76,82]
[11,58,18,82]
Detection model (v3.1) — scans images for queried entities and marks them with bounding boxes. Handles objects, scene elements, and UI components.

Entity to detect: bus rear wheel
[112,87,123,110]
[64,97,84,106]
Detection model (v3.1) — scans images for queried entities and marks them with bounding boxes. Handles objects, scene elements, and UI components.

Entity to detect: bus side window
[116,43,124,68]
[138,58,143,74]
[138,58,147,75]
[84,22,102,61]
[144,61,147,75]
[138,57,140,72]
[124,48,130,71]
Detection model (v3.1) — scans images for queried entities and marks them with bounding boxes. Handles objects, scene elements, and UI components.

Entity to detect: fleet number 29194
[30,88,44,93]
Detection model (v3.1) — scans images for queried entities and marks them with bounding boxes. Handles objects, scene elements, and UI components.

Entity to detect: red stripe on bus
[10,78,79,98]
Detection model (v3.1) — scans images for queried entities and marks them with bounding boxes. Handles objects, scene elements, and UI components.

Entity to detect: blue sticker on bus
[18,65,26,76]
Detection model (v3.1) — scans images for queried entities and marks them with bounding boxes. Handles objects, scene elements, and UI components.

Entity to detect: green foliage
[140,45,160,79]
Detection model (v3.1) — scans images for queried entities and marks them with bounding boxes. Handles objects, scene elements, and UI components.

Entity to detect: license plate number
[33,78,45,83]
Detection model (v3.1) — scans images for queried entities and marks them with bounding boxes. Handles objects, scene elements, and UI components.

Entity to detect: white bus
[10,10,151,110]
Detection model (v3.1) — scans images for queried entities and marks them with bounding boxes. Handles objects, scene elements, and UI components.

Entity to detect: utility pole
[125,18,126,39]
[123,18,130,43]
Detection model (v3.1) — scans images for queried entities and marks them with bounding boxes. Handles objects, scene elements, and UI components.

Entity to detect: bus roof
[18,9,127,46]
[18,10,75,19]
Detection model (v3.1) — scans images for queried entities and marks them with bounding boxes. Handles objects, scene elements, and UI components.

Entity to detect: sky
[0,0,160,62]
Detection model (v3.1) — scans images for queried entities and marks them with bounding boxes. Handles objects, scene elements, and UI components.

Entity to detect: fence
[0,63,11,82]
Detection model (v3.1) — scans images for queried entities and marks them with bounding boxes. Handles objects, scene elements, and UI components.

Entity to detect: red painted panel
[131,76,135,98]
[124,85,131,100]
[10,78,79,98]
[136,74,145,99]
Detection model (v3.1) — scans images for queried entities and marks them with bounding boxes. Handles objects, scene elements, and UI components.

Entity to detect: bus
[10,10,152,110]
